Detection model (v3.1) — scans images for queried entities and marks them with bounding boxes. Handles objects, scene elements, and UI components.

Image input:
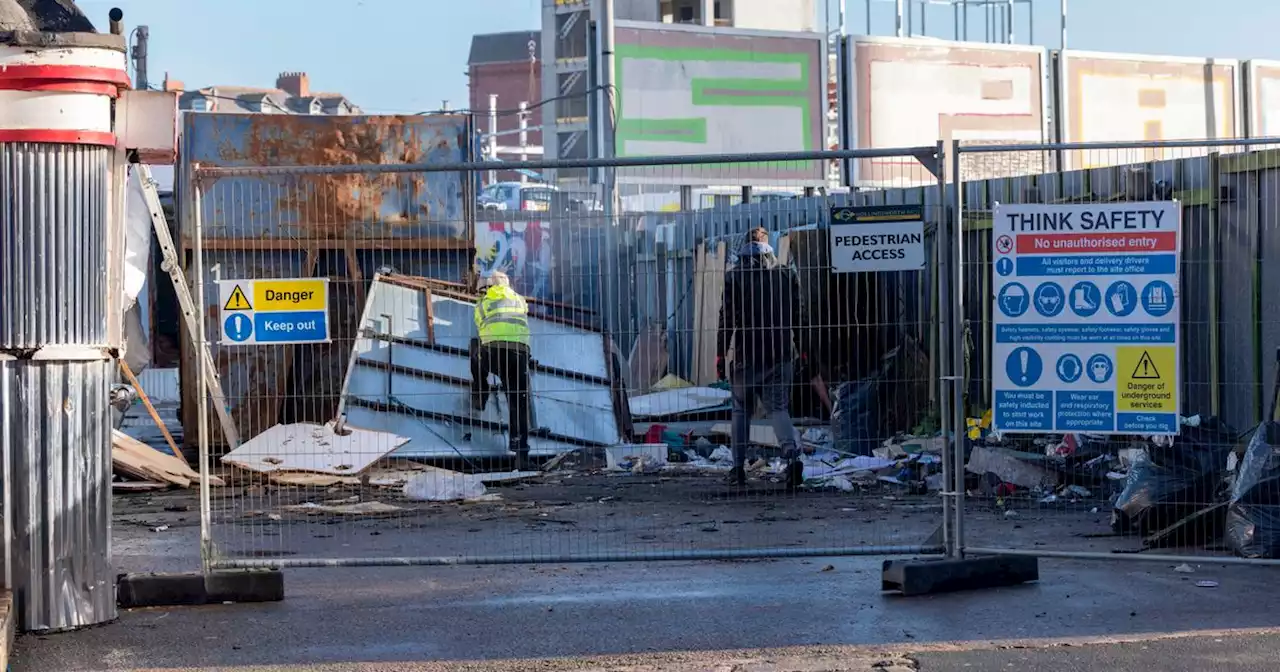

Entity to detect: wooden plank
[692,241,727,385]
[118,360,184,462]
[112,430,224,488]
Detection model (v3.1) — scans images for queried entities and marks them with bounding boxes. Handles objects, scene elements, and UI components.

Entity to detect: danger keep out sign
[829,205,926,273]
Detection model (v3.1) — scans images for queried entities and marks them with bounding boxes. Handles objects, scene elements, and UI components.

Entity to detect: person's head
[746,227,769,246]
[479,271,511,290]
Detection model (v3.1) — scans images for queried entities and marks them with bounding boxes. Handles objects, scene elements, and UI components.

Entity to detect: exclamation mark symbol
[1020,350,1030,383]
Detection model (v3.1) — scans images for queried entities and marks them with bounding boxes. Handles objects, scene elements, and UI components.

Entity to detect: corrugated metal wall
[0,144,109,347]
[0,357,115,632]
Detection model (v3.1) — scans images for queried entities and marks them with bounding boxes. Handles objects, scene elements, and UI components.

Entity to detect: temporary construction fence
[181,137,1280,573]
[184,147,956,569]
[953,137,1280,568]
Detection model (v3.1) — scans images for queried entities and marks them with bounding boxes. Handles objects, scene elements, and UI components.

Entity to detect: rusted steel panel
[181,113,473,245]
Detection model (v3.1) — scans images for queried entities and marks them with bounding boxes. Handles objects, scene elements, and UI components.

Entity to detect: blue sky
[76,0,1280,114]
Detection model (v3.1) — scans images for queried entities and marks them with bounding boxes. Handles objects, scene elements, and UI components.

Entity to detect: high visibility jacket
[475,285,531,346]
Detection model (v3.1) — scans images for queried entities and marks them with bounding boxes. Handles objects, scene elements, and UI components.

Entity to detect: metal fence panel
[188,147,956,568]
[957,138,1280,565]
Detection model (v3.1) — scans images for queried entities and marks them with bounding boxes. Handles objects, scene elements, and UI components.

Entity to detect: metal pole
[192,172,213,574]
[935,139,955,558]
[953,2,960,40]
[839,0,847,35]
[518,101,529,184]
[949,143,966,558]
[1006,0,1014,43]
[134,25,149,90]
[1060,0,1068,48]
[895,0,904,36]
[905,0,912,36]
[963,0,969,40]
[487,94,498,184]
[921,0,927,36]
[866,0,872,35]
[600,0,618,215]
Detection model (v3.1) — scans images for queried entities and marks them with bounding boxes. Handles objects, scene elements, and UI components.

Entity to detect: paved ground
[12,471,1279,670]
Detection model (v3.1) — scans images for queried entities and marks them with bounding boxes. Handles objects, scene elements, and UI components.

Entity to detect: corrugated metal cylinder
[0,356,115,632]
[0,143,109,348]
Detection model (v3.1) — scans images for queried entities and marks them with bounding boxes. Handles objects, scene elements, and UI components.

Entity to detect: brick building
[468,30,542,169]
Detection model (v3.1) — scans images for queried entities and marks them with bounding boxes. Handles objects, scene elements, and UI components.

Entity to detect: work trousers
[469,341,532,454]
[730,360,801,468]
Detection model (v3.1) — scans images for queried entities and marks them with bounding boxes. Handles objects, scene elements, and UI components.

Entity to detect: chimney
[162,72,184,92]
[276,71,310,98]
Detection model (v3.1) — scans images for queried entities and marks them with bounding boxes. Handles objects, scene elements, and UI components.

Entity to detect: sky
[74,0,1280,115]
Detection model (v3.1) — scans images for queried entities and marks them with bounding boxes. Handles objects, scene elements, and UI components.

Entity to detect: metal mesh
[955,137,1280,565]
[188,147,954,568]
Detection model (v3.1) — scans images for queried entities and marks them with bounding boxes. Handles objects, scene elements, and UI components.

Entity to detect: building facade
[468,30,543,174]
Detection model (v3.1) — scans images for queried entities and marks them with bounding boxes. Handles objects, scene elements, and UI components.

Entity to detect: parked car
[478,181,559,211]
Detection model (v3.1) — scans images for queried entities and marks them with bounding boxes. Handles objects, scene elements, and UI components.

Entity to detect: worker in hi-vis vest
[469,271,534,469]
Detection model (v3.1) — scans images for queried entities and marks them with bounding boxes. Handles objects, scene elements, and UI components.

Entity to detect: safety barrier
[185,147,956,569]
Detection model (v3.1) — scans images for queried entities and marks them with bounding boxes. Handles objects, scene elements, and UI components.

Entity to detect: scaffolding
[832,0,1069,47]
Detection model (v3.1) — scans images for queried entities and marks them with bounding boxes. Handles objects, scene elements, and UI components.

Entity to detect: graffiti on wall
[474,220,553,300]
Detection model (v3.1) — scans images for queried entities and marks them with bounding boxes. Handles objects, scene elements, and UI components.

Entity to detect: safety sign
[991,202,1181,435]
[216,278,331,346]
[829,205,926,273]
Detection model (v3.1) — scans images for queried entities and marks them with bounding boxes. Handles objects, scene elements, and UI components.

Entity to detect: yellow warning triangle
[223,285,253,311]
[1132,351,1160,380]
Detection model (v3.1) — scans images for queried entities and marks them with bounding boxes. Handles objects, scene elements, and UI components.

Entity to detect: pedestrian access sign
[829,205,926,273]
[991,202,1181,435]
[216,278,330,346]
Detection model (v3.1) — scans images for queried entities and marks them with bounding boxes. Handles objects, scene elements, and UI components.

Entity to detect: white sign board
[991,202,1181,435]
[217,278,331,346]
[829,206,926,273]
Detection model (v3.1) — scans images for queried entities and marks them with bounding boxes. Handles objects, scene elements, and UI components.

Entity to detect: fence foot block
[881,555,1039,596]
[117,570,284,608]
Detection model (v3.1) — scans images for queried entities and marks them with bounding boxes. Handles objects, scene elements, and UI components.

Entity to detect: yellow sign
[1116,346,1177,413]
[253,279,327,312]
[223,285,253,311]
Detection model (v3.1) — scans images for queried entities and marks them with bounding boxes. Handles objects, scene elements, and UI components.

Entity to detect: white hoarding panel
[1245,59,1280,138]
[613,22,827,186]
[991,202,1181,436]
[1059,51,1239,171]
[845,37,1048,188]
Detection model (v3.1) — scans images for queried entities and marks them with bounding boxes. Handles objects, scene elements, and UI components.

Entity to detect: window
[189,97,211,111]
[678,4,695,22]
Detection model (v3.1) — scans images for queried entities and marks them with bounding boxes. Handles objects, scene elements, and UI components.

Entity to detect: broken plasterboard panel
[629,387,730,420]
[220,422,410,476]
[336,274,626,459]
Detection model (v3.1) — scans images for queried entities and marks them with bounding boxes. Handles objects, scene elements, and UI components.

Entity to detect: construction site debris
[221,422,410,477]
[966,445,1058,490]
[1227,422,1280,558]
[112,430,223,489]
[605,444,669,471]
[1112,417,1236,536]
[403,471,492,502]
[285,499,405,516]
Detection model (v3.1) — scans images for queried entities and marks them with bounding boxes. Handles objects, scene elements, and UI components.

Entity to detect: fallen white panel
[629,387,731,419]
[344,405,582,459]
[220,422,410,476]
[336,275,625,459]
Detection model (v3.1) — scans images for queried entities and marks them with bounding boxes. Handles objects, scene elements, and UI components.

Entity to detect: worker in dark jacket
[470,271,534,470]
[716,228,805,488]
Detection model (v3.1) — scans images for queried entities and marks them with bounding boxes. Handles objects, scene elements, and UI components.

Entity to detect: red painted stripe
[0,129,116,146]
[0,79,119,97]
[0,65,129,87]
[1016,231,1178,254]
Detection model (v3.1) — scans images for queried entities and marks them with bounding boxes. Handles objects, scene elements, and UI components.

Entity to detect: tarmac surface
[12,475,1280,670]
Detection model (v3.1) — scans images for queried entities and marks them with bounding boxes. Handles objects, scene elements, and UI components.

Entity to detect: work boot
[780,444,804,490]
[726,465,747,487]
